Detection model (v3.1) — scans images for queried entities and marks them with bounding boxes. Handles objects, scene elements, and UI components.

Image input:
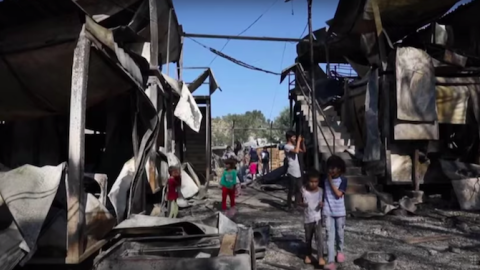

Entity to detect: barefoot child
[301,169,325,266]
[220,159,238,211]
[166,166,181,218]
[323,155,348,270]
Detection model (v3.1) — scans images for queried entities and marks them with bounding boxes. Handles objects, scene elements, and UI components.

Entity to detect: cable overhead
[208,0,280,66]
[268,42,287,121]
[190,38,281,76]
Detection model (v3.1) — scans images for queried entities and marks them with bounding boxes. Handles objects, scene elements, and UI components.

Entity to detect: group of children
[283,130,348,269]
[166,130,348,269]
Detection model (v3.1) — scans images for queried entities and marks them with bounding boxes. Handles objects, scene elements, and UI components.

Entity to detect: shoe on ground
[336,252,345,263]
[318,257,326,266]
[324,263,336,270]
[304,256,312,264]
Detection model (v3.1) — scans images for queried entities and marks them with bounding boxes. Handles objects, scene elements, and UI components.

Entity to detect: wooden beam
[205,98,212,190]
[66,27,90,264]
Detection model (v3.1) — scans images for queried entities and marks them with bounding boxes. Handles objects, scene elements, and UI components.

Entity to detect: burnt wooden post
[205,97,212,190]
[66,28,90,264]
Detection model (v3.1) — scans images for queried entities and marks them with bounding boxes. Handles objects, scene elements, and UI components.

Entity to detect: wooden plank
[218,234,237,257]
[404,235,452,244]
[66,27,90,264]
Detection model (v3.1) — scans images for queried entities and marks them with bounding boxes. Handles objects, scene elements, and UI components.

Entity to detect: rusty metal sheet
[436,83,469,124]
[396,47,437,122]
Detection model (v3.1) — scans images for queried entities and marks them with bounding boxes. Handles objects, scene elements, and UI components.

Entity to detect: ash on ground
[186,185,480,270]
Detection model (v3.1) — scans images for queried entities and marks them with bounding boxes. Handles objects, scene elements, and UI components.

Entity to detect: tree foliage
[212,107,292,146]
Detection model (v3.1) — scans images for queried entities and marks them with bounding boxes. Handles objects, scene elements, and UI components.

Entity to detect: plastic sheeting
[396,47,438,122]
[436,77,471,124]
[174,83,203,133]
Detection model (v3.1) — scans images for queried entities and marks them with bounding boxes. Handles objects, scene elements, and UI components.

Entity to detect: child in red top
[167,166,181,218]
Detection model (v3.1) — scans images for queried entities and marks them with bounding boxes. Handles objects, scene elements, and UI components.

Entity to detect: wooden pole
[308,0,320,170]
[183,32,309,43]
[66,27,90,264]
[205,98,212,190]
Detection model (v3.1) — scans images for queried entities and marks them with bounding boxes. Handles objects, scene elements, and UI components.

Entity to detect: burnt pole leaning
[307,0,320,170]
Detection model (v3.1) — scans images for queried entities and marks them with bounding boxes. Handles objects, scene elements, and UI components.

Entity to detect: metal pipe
[166,8,173,75]
[183,32,309,43]
[308,0,320,170]
[183,66,210,70]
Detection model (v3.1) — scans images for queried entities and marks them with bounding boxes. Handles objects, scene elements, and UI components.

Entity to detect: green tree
[271,107,293,142]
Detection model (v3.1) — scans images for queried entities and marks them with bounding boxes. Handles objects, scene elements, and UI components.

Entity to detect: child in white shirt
[300,169,325,266]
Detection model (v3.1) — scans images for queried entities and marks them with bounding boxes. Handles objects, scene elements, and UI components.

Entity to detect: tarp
[187,68,222,95]
[174,83,203,133]
[396,47,437,122]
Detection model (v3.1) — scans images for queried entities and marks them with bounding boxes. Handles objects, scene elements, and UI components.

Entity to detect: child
[322,155,348,270]
[284,130,304,210]
[301,169,325,266]
[220,158,238,211]
[166,166,181,218]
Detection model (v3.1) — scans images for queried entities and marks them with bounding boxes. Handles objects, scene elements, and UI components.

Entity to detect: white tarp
[108,158,136,223]
[174,83,203,133]
[0,163,64,265]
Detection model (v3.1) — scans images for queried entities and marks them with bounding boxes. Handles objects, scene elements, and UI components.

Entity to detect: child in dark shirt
[166,166,181,218]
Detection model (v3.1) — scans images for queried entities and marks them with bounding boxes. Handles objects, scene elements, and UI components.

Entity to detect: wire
[208,0,280,66]
[190,38,281,75]
[268,42,287,121]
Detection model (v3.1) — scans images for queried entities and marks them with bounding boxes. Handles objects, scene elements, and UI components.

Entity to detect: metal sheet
[0,163,65,263]
[396,47,437,122]
[393,120,439,140]
[436,83,469,124]
[390,154,412,183]
[363,69,381,162]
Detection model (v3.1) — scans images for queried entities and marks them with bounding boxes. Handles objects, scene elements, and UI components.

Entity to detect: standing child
[322,155,348,270]
[301,169,325,266]
[220,159,238,212]
[284,130,304,210]
[166,166,181,218]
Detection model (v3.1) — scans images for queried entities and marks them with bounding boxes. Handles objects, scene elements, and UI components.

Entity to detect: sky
[167,0,340,120]
[167,0,470,120]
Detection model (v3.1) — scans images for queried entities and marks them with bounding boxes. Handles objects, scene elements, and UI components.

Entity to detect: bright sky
[169,0,469,120]
[168,0,339,120]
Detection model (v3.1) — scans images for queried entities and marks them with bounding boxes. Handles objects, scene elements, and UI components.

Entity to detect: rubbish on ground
[404,235,452,244]
[353,252,397,270]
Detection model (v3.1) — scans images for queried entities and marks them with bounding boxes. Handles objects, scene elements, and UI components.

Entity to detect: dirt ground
[186,183,480,270]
